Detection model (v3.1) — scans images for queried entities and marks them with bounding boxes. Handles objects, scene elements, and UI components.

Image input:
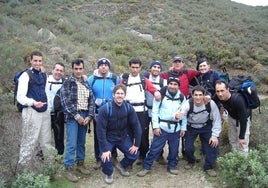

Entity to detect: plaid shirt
[60,75,95,121]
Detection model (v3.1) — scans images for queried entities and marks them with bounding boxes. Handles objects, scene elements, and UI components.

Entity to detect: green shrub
[12,172,50,188]
[217,145,268,188]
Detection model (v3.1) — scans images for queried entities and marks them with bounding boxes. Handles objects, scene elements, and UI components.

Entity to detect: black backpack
[228,75,260,111]
[159,86,184,108]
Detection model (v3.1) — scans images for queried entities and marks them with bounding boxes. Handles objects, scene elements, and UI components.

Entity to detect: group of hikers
[16,50,252,184]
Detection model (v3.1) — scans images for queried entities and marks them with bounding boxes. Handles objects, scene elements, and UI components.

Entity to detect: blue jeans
[143,129,180,170]
[64,111,88,168]
[100,135,139,176]
[184,124,219,170]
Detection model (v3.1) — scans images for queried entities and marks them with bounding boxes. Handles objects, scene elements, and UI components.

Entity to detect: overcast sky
[231,0,268,6]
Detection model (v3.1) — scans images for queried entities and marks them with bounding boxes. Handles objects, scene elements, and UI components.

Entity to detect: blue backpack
[228,75,260,111]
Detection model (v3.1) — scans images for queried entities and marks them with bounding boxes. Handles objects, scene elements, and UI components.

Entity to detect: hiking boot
[105,172,114,184]
[168,169,179,175]
[64,166,79,182]
[206,169,217,177]
[115,163,130,177]
[135,158,143,165]
[137,169,151,177]
[93,161,102,170]
[156,155,167,165]
[184,163,195,170]
[77,161,90,175]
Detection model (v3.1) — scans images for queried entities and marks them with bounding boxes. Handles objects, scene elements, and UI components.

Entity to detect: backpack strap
[92,73,117,87]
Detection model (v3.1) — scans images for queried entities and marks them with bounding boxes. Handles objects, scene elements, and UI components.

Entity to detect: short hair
[215,80,229,89]
[129,58,142,67]
[113,84,127,95]
[71,58,84,68]
[53,62,65,70]
[30,50,42,60]
[191,85,206,95]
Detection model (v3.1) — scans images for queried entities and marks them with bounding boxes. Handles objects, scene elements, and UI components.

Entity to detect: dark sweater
[96,100,142,152]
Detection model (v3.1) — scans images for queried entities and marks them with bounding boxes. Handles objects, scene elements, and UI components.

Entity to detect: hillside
[0,0,268,96]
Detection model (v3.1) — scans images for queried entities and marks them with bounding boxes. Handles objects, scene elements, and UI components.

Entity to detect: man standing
[46,62,65,157]
[137,77,187,177]
[17,50,53,171]
[60,59,95,182]
[144,60,167,165]
[121,58,161,165]
[180,85,221,177]
[87,58,120,169]
[215,80,251,154]
[191,57,220,97]
[97,84,142,184]
[160,56,199,98]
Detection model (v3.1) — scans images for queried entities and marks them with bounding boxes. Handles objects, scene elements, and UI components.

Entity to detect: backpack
[13,69,33,112]
[228,75,260,111]
[92,73,117,87]
[219,67,230,83]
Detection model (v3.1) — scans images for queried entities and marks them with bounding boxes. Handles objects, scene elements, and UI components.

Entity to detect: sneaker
[156,155,167,165]
[168,169,178,175]
[105,172,114,184]
[135,158,143,165]
[206,169,217,177]
[115,163,130,177]
[77,161,90,175]
[137,169,151,177]
[64,166,79,182]
[93,161,102,170]
[184,163,195,170]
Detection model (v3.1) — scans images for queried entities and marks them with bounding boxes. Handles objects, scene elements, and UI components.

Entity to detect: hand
[203,95,211,104]
[175,108,183,120]
[209,136,219,148]
[101,151,111,163]
[153,128,162,136]
[238,139,246,149]
[180,130,185,137]
[154,91,161,101]
[33,101,47,108]
[83,117,91,126]
[129,145,139,155]
[77,116,85,125]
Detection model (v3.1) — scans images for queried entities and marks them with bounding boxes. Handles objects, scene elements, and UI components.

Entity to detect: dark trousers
[51,112,65,155]
[184,124,219,170]
[136,111,150,159]
[93,119,117,161]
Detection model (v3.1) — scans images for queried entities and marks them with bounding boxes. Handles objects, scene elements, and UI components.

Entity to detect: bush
[217,145,268,188]
[12,172,50,188]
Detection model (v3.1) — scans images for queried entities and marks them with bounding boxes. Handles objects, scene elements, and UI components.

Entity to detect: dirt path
[56,133,218,188]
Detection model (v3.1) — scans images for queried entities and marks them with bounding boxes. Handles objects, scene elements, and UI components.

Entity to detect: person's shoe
[137,169,151,177]
[105,172,114,184]
[206,169,217,177]
[156,155,167,165]
[135,158,143,165]
[115,163,130,177]
[64,166,79,182]
[184,163,195,170]
[76,161,90,175]
[168,169,179,175]
[93,161,102,170]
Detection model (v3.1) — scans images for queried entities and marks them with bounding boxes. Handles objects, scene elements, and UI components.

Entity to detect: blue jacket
[87,70,120,111]
[152,89,187,133]
[96,101,142,152]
